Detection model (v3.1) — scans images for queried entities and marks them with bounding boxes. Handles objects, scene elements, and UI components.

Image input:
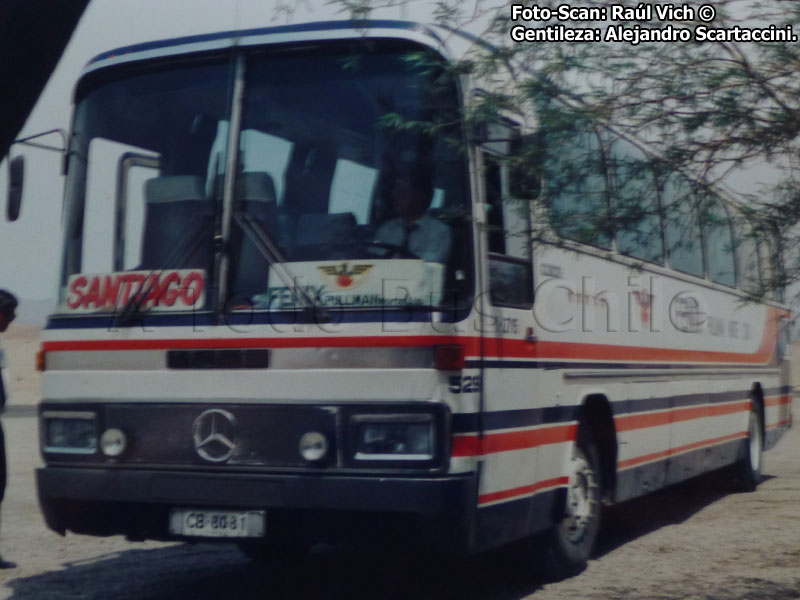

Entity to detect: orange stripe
[478,476,569,505]
[451,424,576,457]
[482,306,779,365]
[42,334,775,366]
[615,401,751,432]
[766,420,790,431]
[764,394,791,407]
[618,431,747,469]
[42,307,781,366]
[480,426,760,505]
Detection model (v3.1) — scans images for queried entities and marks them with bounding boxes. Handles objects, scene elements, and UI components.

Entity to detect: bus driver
[375,167,451,264]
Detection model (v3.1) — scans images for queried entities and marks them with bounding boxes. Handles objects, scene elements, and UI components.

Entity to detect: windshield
[229,44,470,312]
[58,42,471,317]
[60,57,234,314]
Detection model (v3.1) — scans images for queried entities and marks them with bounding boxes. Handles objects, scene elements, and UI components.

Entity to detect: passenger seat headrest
[144,175,206,204]
[238,172,277,204]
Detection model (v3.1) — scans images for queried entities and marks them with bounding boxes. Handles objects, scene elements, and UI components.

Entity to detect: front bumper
[37,466,477,549]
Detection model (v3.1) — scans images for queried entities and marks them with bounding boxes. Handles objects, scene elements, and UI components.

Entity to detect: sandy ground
[1,325,42,410]
[1,324,799,599]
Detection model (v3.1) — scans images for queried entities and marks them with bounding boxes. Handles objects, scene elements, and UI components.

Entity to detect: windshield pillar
[217,53,247,312]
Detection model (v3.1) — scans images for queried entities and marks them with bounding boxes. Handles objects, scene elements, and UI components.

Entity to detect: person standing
[0,289,17,569]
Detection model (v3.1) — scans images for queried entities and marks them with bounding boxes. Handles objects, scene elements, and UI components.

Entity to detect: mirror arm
[13,128,67,154]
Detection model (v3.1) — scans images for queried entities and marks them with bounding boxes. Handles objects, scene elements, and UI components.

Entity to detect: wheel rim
[749,410,762,473]
[562,447,598,543]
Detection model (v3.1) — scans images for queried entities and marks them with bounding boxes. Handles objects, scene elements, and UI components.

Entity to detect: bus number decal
[449,375,481,394]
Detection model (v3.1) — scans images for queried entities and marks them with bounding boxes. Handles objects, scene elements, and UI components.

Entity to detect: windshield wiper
[116,214,212,326]
[234,211,330,323]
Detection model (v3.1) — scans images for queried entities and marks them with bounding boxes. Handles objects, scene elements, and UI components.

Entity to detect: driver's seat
[293,212,357,259]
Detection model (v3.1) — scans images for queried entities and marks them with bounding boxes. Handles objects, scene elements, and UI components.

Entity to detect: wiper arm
[235,212,329,322]
[116,214,211,326]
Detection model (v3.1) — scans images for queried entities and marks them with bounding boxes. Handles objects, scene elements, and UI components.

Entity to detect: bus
[32,20,791,578]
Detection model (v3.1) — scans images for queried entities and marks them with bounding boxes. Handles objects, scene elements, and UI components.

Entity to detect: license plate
[169,509,266,538]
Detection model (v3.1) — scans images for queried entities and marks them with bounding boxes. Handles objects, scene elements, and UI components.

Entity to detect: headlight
[298,431,329,462]
[43,411,97,454]
[100,428,127,457]
[352,414,434,461]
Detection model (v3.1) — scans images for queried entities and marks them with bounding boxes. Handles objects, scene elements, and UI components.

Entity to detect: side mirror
[6,155,24,222]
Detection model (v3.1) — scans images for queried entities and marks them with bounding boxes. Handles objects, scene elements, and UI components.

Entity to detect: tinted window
[702,198,736,287]
[735,223,761,293]
[543,125,611,249]
[485,153,533,308]
[663,174,704,277]
[231,44,471,310]
[61,59,234,311]
[759,234,784,301]
[608,140,663,263]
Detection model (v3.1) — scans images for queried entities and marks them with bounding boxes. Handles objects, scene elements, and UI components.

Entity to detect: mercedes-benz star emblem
[192,409,238,463]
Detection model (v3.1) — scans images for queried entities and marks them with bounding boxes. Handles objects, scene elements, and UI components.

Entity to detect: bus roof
[83,19,484,76]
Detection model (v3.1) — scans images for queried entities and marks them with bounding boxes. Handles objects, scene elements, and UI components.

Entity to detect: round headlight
[100,428,127,457]
[299,431,328,462]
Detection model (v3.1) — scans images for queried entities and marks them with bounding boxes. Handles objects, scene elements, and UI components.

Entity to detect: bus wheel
[733,405,763,492]
[540,434,601,579]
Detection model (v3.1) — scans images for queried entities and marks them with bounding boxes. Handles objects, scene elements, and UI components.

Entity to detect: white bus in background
[29,20,791,578]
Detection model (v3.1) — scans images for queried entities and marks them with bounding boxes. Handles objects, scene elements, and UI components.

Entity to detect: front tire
[540,434,602,579]
[733,404,763,492]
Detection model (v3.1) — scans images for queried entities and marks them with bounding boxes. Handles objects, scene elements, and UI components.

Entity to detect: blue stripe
[45,306,469,330]
[612,389,749,416]
[468,359,779,371]
[452,386,771,434]
[452,405,578,434]
[88,20,444,66]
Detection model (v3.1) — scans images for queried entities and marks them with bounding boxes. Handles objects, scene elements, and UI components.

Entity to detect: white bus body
[36,20,791,576]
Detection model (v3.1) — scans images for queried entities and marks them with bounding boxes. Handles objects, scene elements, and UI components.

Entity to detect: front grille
[105,403,337,468]
[40,402,450,473]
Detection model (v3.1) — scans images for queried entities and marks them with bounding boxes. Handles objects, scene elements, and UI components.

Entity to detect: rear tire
[539,432,602,579]
[733,405,763,492]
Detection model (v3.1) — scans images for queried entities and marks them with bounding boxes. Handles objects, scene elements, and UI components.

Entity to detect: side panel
[467,242,788,549]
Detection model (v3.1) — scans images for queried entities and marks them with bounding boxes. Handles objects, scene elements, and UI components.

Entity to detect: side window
[119,154,160,270]
[83,138,161,274]
[702,197,736,287]
[735,223,761,293]
[758,239,775,300]
[663,174,704,277]
[608,139,663,264]
[542,125,611,249]
[483,132,533,308]
[759,233,784,301]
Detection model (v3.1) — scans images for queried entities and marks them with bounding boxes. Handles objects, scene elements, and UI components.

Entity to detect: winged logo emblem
[317,262,373,289]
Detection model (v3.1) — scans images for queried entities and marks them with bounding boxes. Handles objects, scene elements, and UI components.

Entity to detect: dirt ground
[1,324,799,600]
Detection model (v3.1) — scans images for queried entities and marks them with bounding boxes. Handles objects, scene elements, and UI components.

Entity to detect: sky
[0,0,784,307]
